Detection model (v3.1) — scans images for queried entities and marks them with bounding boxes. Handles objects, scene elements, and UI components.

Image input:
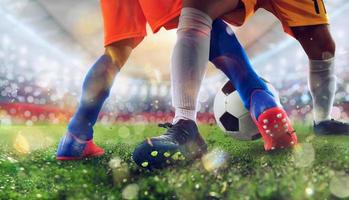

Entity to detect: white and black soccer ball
[213,78,280,141]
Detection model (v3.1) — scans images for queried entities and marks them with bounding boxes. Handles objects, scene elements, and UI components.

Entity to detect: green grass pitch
[1,123,349,200]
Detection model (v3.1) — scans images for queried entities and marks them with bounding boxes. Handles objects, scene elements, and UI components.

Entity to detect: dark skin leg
[291,24,336,60]
[183,0,335,61]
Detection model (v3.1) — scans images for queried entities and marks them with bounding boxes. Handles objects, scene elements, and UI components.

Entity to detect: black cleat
[314,119,349,135]
[132,119,207,170]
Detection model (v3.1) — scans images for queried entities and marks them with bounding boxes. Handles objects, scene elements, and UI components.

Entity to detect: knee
[315,30,336,59]
[321,37,336,59]
[293,25,336,60]
[104,39,133,68]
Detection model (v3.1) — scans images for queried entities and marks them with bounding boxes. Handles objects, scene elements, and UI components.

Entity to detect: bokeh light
[109,157,130,186]
[122,184,139,200]
[330,171,349,198]
[202,148,229,172]
[13,133,29,154]
[292,143,315,168]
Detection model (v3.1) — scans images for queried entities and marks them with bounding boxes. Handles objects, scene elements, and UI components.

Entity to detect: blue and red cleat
[250,90,298,151]
[56,132,104,160]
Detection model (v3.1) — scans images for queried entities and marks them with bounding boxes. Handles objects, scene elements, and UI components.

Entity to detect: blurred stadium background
[1,0,349,126]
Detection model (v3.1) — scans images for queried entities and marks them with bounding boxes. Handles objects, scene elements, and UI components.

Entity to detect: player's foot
[56,132,104,160]
[250,90,298,151]
[314,119,349,135]
[132,119,207,170]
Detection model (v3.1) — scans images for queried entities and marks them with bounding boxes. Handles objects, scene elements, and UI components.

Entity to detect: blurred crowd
[1,0,349,125]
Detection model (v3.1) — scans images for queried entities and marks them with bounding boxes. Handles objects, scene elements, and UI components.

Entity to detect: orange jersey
[100,0,329,48]
[224,0,329,36]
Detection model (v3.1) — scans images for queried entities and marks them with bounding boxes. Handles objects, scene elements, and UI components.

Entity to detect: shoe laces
[158,123,173,129]
[317,119,344,125]
[330,119,346,125]
[158,122,193,144]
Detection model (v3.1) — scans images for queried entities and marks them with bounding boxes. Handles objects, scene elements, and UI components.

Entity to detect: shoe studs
[164,152,171,158]
[141,161,149,167]
[151,151,158,157]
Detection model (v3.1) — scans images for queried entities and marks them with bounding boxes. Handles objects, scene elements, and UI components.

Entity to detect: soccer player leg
[292,25,349,135]
[209,19,273,110]
[209,19,297,150]
[133,7,213,170]
[56,41,133,160]
[57,0,147,160]
[133,0,240,169]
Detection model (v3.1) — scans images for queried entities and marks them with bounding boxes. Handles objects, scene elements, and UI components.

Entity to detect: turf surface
[1,123,349,200]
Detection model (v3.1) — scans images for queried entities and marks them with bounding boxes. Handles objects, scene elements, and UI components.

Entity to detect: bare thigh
[183,0,241,19]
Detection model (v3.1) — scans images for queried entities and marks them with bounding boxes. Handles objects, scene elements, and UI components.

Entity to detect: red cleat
[252,107,298,151]
[56,133,105,161]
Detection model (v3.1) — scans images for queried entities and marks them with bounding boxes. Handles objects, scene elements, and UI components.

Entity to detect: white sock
[171,7,212,124]
[309,57,337,123]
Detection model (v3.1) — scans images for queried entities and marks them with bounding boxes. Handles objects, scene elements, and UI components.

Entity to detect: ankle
[250,89,278,120]
[173,108,196,124]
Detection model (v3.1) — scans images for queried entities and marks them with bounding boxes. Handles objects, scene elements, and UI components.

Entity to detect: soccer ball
[213,78,280,141]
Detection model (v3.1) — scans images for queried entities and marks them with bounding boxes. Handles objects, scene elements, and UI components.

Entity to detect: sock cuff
[173,108,197,123]
[179,7,212,34]
[309,57,335,72]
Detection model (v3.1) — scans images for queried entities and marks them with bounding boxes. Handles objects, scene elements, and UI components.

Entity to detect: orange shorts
[100,0,181,48]
[223,0,329,36]
[101,0,329,47]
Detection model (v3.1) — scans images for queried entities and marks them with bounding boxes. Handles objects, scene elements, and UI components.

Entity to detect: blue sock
[249,90,279,119]
[68,55,117,140]
[209,19,277,119]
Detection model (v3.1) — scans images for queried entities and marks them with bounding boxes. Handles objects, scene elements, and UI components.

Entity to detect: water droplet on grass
[7,156,18,163]
[195,184,200,189]
[208,191,220,198]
